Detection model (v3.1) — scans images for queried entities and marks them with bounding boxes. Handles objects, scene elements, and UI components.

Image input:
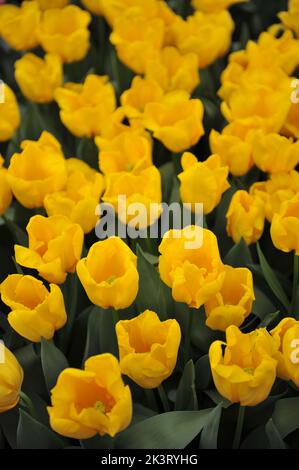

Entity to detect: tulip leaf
[41,338,69,393]
[204,389,231,409]
[191,308,223,353]
[223,238,253,267]
[272,397,299,438]
[2,216,28,246]
[57,272,80,350]
[241,425,270,449]
[115,409,212,449]
[160,161,175,203]
[77,137,99,170]
[0,407,19,449]
[256,243,291,313]
[17,410,64,449]
[169,176,180,204]
[265,419,286,449]
[83,307,101,361]
[200,403,222,449]
[259,310,280,328]
[83,307,118,362]
[175,360,198,411]
[252,285,277,320]
[136,245,168,320]
[195,354,213,391]
[80,434,114,450]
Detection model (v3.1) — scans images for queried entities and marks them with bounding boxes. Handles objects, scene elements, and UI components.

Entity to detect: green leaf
[224,238,253,267]
[57,272,80,350]
[136,245,167,320]
[160,161,175,203]
[78,137,99,170]
[195,354,213,391]
[256,243,291,312]
[83,306,101,361]
[80,435,114,450]
[265,419,286,449]
[2,216,28,246]
[241,425,270,449]
[175,360,198,411]
[272,397,299,438]
[169,177,180,204]
[191,308,222,353]
[252,286,277,320]
[41,338,69,393]
[83,306,118,361]
[200,403,222,449]
[132,404,156,425]
[259,311,280,328]
[17,410,64,449]
[204,389,231,409]
[115,409,212,449]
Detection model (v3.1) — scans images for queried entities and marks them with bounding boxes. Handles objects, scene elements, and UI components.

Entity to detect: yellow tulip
[252,131,299,174]
[44,158,105,234]
[0,84,21,142]
[204,265,254,331]
[209,121,256,177]
[81,0,152,24]
[15,53,63,104]
[271,193,299,255]
[77,237,139,309]
[279,0,299,38]
[221,75,292,134]
[116,310,181,389]
[159,226,225,308]
[283,99,299,139]
[250,171,299,222]
[144,91,204,153]
[102,166,162,228]
[80,0,105,16]
[145,47,200,94]
[7,131,67,209]
[178,152,230,215]
[1,274,66,342]
[219,49,294,102]
[120,76,164,121]
[15,215,84,284]
[0,346,23,413]
[110,9,165,74]
[171,11,234,69]
[222,30,299,79]
[96,129,152,175]
[192,0,248,13]
[271,317,299,385]
[209,325,278,406]
[0,156,12,216]
[226,190,265,245]
[37,5,91,63]
[34,0,69,9]
[0,1,40,51]
[48,353,132,438]
[55,75,116,137]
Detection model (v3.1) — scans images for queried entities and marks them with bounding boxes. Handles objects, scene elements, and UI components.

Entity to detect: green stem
[232,405,246,449]
[184,308,194,364]
[157,384,170,413]
[292,253,299,314]
[171,153,182,176]
[145,389,158,411]
[112,308,119,328]
[19,391,37,419]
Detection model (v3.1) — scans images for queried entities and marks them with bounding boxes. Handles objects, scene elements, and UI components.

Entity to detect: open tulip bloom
[1,0,299,453]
